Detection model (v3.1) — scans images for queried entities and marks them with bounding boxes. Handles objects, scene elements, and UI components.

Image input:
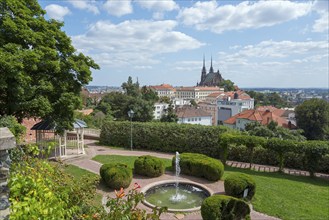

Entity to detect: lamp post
[128,109,134,151]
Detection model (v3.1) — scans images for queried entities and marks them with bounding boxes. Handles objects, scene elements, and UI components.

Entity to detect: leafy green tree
[141,86,159,102]
[246,91,289,108]
[190,99,198,107]
[159,96,171,104]
[219,79,235,92]
[0,0,99,131]
[295,98,329,140]
[121,76,140,97]
[0,115,26,142]
[160,103,178,123]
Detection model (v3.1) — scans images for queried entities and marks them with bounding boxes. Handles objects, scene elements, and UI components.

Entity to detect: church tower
[201,55,207,83]
[209,56,214,73]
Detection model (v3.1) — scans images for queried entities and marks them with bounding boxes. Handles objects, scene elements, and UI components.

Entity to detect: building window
[188,118,190,122]
[199,118,201,121]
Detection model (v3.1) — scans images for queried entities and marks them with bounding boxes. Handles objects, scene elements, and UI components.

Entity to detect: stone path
[64,140,282,220]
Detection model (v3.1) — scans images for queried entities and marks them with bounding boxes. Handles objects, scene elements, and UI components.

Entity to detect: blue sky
[40,0,328,88]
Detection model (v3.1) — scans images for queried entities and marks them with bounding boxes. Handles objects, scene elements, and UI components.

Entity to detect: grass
[61,164,102,207]
[93,154,329,219]
[224,166,329,220]
[92,154,173,171]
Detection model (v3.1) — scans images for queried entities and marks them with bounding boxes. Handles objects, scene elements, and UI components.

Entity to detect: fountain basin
[141,180,213,212]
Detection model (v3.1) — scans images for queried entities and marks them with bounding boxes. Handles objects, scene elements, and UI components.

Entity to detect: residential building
[176,106,212,126]
[153,102,170,120]
[223,107,297,130]
[217,90,254,124]
[198,101,218,125]
[150,84,175,99]
[175,86,223,101]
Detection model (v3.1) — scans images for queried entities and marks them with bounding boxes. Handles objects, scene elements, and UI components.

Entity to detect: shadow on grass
[224,165,329,187]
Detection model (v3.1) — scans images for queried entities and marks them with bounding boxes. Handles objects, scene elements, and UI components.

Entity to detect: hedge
[134,155,164,177]
[99,163,132,189]
[100,121,228,158]
[173,153,224,181]
[201,195,250,220]
[224,173,256,200]
[100,122,329,174]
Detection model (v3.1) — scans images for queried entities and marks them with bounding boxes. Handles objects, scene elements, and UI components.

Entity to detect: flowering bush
[106,183,167,220]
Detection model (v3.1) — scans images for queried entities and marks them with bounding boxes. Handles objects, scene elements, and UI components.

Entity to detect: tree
[160,102,178,123]
[0,115,26,142]
[0,0,99,131]
[295,98,329,140]
[190,99,198,107]
[121,76,140,97]
[219,80,235,92]
[141,86,159,102]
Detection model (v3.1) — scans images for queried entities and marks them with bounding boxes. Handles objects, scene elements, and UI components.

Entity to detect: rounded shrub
[134,155,164,177]
[201,195,250,220]
[173,153,224,181]
[224,173,256,200]
[99,163,132,189]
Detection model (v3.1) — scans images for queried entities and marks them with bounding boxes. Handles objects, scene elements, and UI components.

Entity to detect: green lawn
[92,154,173,171]
[61,164,102,207]
[92,155,329,220]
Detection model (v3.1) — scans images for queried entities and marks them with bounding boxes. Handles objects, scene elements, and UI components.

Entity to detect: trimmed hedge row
[99,163,132,189]
[224,173,256,200]
[100,122,329,174]
[173,153,224,181]
[220,133,329,175]
[201,195,250,220]
[134,155,164,177]
[100,121,229,157]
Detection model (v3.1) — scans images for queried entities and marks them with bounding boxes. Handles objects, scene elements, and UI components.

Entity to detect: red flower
[115,187,125,198]
[133,182,141,190]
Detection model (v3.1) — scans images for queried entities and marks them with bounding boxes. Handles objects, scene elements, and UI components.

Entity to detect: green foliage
[0,115,26,142]
[134,155,165,177]
[245,121,306,141]
[160,102,178,123]
[201,195,250,220]
[106,184,167,220]
[0,0,99,131]
[99,163,133,189]
[9,148,100,219]
[224,173,256,200]
[97,77,157,122]
[299,141,329,176]
[246,91,289,108]
[74,111,111,129]
[174,153,224,181]
[219,79,235,92]
[100,121,227,157]
[295,98,329,140]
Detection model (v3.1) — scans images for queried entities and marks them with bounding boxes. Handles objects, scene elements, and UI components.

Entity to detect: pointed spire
[209,55,214,73]
[203,54,205,68]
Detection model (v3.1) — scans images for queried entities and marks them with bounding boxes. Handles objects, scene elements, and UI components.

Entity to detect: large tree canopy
[295,98,329,140]
[0,0,99,131]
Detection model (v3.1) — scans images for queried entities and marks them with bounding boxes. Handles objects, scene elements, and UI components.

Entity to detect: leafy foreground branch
[9,145,166,219]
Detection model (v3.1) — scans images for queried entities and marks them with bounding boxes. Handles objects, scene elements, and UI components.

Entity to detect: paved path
[65,140,282,220]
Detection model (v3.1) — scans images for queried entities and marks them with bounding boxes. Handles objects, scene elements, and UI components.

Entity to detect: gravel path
[65,141,280,220]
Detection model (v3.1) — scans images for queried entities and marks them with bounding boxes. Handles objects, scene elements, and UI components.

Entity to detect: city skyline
[40,0,329,88]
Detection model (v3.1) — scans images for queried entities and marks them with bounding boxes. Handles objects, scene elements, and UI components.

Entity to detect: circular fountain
[141,152,213,212]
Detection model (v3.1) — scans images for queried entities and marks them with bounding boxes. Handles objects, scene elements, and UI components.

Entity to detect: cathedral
[197,56,224,87]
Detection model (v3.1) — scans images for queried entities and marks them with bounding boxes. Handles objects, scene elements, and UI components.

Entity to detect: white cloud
[72,20,204,66]
[312,0,329,32]
[178,1,312,33]
[136,0,179,12]
[45,4,70,21]
[68,0,99,14]
[103,0,133,17]
[215,40,328,87]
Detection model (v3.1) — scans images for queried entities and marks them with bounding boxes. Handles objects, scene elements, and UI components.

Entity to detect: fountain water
[170,152,186,202]
[142,152,212,211]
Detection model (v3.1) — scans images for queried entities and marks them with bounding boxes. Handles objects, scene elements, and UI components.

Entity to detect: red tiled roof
[224,108,292,128]
[176,107,212,118]
[150,84,175,90]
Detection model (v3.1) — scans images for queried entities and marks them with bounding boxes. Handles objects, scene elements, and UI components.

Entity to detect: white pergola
[31,119,87,158]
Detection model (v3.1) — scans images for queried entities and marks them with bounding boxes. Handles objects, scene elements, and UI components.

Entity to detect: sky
[40,0,329,88]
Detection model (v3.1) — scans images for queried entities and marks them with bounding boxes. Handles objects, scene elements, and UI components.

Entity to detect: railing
[68,128,101,137]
